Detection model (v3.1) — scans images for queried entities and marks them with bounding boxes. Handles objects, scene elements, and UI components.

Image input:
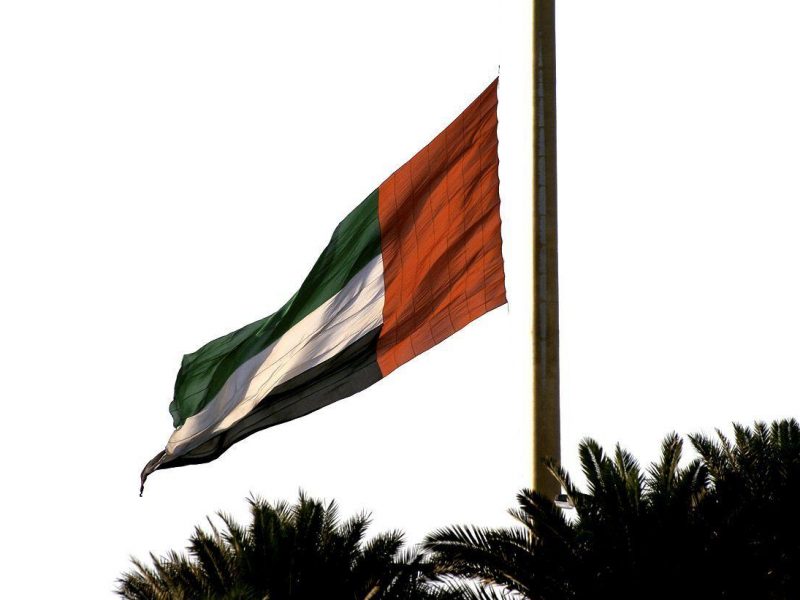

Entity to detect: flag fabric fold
[142,78,505,492]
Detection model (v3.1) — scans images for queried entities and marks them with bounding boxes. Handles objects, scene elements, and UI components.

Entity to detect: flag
[141,78,505,491]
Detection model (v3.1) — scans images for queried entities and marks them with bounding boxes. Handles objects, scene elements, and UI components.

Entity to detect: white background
[1,1,799,596]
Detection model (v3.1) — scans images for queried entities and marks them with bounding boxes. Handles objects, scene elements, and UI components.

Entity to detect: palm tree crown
[118,492,457,600]
[425,418,800,600]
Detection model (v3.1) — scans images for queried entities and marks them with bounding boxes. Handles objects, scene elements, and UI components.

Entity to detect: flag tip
[140,449,167,496]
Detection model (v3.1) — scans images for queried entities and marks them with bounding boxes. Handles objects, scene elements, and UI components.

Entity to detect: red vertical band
[377,79,506,376]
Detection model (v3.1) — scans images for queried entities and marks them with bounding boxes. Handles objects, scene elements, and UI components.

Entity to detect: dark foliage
[691,419,800,599]
[118,492,459,600]
[425,419,800,600]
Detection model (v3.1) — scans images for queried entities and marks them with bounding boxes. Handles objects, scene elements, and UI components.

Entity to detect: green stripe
[169,189,381,427]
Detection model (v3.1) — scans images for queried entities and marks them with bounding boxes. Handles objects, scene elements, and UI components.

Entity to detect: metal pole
[533,0,561,499]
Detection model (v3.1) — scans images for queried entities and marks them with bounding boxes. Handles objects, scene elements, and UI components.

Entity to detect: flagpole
[533,0,561,498]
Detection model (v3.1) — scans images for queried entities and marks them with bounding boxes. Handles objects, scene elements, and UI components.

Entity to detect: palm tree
[690,418,800,599]
[425,432,712,599]
[118,492,459,600]
[426,418,800,599]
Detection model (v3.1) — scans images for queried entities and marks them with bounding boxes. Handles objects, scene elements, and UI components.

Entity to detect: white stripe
[165,255,385,459]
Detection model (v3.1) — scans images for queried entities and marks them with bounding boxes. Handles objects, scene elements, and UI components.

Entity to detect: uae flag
[142,78,506,491]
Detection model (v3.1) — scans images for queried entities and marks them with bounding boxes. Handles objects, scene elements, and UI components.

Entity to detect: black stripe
[143,326,383,484]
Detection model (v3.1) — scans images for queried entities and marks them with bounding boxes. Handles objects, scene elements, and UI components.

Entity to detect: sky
[2,1,800,596]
